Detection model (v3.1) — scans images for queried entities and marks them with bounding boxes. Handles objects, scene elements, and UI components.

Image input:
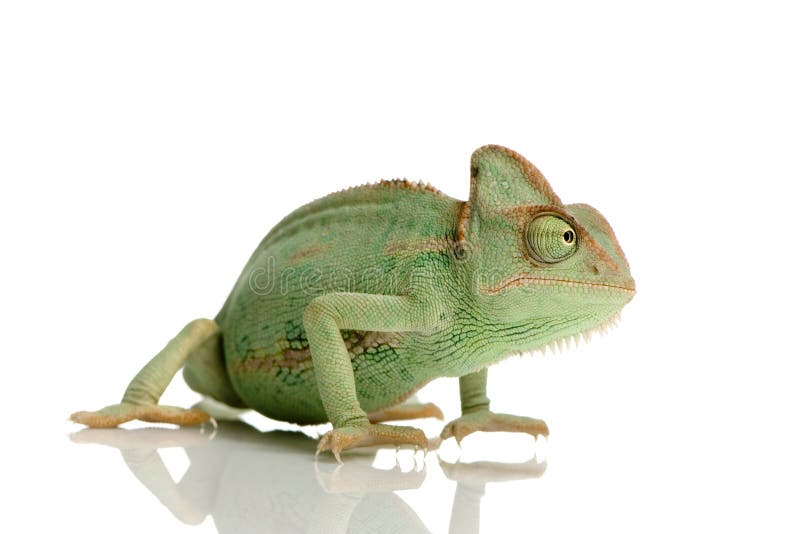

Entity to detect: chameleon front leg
[302,292,436,461]
[440,368,549,445]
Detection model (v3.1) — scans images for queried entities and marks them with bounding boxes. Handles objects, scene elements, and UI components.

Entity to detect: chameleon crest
[457,145,634,356]
[72,145,635,461]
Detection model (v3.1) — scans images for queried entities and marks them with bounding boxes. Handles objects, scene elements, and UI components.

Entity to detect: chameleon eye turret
[525,214,578,263]
[71,145,635,461]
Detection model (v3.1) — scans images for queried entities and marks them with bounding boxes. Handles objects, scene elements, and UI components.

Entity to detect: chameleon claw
[200,417,218,438]
[315,433,330,458]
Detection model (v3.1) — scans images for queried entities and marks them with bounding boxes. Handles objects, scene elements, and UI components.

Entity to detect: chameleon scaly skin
[72,145,636,461]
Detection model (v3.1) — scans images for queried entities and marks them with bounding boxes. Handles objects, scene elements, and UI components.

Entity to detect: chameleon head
[457,145,636,350]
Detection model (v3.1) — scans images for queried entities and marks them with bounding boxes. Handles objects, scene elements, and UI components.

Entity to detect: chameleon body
[72,145,635,460]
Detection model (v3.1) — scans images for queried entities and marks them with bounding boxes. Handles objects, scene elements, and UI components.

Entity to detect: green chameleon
[72,145,635,461]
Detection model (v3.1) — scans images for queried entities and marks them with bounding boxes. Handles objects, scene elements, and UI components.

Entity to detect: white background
[2,1,799,532]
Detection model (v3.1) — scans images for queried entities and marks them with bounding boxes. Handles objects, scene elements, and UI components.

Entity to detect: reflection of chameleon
[71,421,545,533]
[72,423,430,533]
[72,145,636,461]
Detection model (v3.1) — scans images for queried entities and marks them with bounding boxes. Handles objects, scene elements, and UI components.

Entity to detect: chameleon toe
[367,401,445,424]
[70,407,137,428]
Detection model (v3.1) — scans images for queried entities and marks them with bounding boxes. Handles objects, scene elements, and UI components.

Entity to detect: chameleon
[71,144,636,461]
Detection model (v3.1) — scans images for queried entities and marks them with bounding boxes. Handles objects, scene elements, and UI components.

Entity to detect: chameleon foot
[70,403,211,428]
[440,410,549,445]
[368,402,444,424]
[316,423,428,463]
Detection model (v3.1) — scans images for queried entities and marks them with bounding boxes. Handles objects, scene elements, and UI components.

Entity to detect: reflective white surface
[27,366,800,534]
[3,1,800,532]
[68,421,547,534]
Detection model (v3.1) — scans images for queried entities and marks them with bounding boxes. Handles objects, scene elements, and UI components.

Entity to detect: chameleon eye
[525,214,578,263]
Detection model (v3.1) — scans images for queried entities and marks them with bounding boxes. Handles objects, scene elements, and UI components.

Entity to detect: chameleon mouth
[484,275,636,295]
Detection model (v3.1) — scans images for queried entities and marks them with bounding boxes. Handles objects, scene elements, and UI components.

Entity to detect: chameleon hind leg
[70,319,219,428]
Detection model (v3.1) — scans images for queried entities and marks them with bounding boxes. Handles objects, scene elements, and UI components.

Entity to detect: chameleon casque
[72,145,636,461]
